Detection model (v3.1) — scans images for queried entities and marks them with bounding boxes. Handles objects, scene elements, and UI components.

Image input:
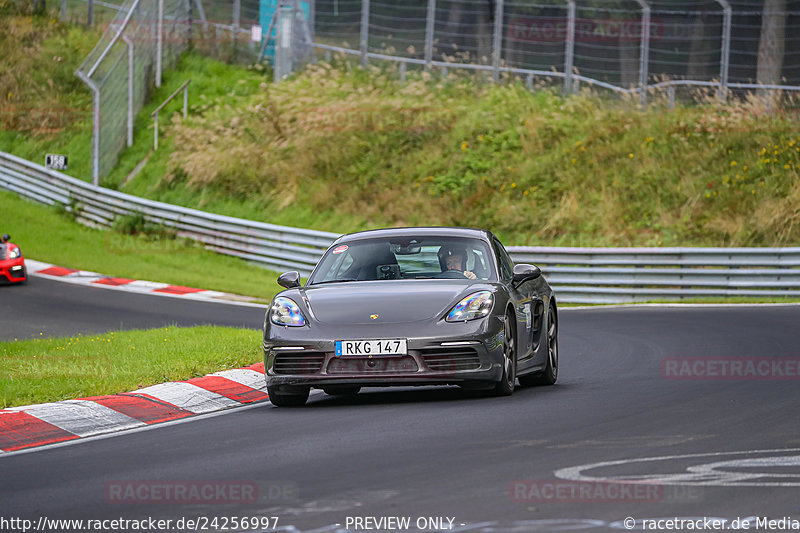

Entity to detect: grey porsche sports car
[263,227,557,406]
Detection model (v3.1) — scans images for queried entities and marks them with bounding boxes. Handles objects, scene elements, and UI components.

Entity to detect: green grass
[1,189,283,300]
[0,326,262,408]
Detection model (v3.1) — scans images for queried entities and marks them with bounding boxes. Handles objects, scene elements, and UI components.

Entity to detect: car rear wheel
[267,386,310,407]
[323,386,361,396]
[491,312,517,396]
[519,305,558,387]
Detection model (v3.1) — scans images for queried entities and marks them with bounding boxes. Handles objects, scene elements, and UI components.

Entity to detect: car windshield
[309,236,496,284]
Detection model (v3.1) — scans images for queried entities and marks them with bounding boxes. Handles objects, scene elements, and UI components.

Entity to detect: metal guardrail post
[668,85,676,109]
[491,0,504,82]
[60,0,66,21]
[635,0,651,110]
[564,1,576,95]
[716,0,732,102]
[360,0,369,67]
[424,0,435,71]
[88,0,94,26]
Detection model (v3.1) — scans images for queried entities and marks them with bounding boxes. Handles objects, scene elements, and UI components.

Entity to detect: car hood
[299,280,490,325]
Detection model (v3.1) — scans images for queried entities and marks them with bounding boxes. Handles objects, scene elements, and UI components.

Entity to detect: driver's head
[439,244,468,272]
[445,252,465,271]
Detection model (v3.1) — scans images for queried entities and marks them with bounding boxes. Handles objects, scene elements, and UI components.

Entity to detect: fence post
[88,0,94,25]
[76,72,101,186]
[233,0,240,47]
[424,0,435,71]
[60,0,66,21]
[491,0,504,82]
[157,0,163,87]
[635,0,651,110]
[564,0,576,94]
[274,2,294,81]
[360,0,369,67]
[716,0,732,102]
[123,35,134,148]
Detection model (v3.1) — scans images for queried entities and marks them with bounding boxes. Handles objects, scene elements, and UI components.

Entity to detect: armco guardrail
[507,247,800,303]
[0,151,338,276]
[3,150,800,303]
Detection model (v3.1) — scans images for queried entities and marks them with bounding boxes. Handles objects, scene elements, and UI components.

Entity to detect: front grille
[420,347,481,371]
[327,356,418,374]
[272,352,326,375]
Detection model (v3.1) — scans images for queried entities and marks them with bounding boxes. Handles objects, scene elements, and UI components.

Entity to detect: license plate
[335,339,407,357]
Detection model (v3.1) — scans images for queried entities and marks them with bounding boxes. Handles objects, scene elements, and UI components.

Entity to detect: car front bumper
[264,316,506,390]
[0,258,26,283]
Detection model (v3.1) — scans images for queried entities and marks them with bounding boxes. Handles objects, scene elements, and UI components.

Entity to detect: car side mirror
[512,264,541,286]
[1,234,9,243]
[277,271,301,289]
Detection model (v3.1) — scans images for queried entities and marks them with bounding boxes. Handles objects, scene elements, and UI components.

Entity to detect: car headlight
[7,246,21,259]
[269,297,307,327]
[446,291,493,322]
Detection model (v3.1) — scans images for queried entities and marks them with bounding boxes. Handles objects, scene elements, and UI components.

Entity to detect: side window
[493,238,514,281]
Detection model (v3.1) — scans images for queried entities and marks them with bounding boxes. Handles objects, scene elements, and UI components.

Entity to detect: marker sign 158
[45,154,68,170]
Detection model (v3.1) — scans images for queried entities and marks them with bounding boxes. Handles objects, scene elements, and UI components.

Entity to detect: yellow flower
[785,164,791,170]
[628,153,634,159]
[730,161,737,166]
[511,182,516,188]
[460,141,468,150]
[523,190,529,196]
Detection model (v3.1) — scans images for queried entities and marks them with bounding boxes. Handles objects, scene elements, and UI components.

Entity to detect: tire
[267,385,310,407]
[323,386,361,396]
[519,304,558,387]
[491,312,517,396]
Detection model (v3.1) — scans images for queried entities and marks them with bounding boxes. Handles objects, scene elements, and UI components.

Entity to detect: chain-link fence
[68,0,312,184]
[314,0,800,102]
[65,0,799,184]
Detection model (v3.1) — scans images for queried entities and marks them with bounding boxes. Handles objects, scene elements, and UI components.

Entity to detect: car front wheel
[491,312,517,396]
[519,304,558,387]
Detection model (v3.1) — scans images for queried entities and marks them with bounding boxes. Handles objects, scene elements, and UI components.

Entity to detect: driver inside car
[440,245,477,280]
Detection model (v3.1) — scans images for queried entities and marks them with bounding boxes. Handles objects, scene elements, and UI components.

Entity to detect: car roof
[335,227,494,243]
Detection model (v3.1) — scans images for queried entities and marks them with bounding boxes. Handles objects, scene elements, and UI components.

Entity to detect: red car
[0,234,27,284]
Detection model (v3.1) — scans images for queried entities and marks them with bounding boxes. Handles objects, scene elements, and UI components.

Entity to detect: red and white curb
[26,259,264,308]
[0,363,268,453]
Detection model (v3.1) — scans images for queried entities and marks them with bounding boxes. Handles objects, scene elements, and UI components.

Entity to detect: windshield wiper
[310,278,359,285]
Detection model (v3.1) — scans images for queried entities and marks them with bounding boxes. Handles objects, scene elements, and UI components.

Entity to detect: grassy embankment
[4,4,800,253]
[0,326,261,408]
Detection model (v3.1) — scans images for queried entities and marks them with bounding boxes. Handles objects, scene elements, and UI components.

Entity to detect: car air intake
[327,356,418,374]
[272,352,326,374]
[420,347,481,371]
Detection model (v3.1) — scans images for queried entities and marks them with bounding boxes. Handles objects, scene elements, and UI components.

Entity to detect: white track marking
[555,448,800,487]
[6,400,144,437]
[133,382,241,413]
[210,369,267,391]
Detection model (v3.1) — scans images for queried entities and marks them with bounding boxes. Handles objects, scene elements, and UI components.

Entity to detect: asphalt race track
[0,276,264,340]
[2,288,800,531]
